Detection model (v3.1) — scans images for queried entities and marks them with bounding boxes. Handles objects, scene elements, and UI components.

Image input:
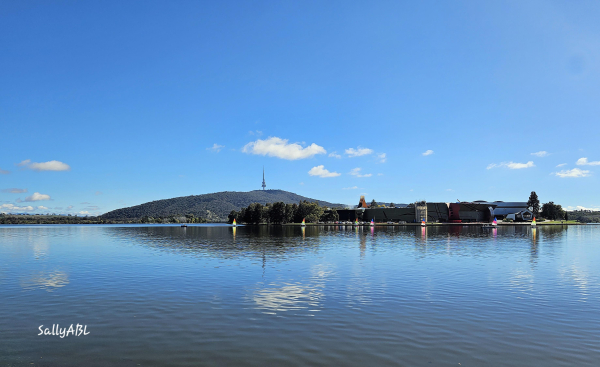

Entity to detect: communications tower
[262,167,266,190]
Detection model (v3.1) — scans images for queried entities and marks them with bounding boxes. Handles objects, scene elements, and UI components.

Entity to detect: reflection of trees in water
[105,225,326,262]
[103,224,568,263]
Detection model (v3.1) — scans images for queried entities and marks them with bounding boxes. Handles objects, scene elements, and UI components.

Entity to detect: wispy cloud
[377,153,387,163]
[345,147,373,157]
[531,151,549,157]
[342,186,359,190]
[24,192,51,202]
[243,137,326,160]
[37,206,49,210]
[18,159,71,171]
[95,191,103,195]
[0,168,9,174]
[556,163,567,167]
[207,143,224,153]
[422,150,434,156]
[328,152,341,159]
[308,165,341,178]
[576,157,600,166]
[349,167,372,178]
[554,168,590,178]
[248,130,263,137]
[487,161,535,170]
[2,188,27,193]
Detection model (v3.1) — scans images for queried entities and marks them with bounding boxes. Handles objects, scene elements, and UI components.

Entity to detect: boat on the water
[301,218,306,227]
[531,217,536,226]
[232,219,237,227]
[421,219,426,227]
[483,217,498,229]
[370,219,374,226]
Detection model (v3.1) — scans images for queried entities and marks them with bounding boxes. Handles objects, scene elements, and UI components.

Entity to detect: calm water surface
[1,224,600,366]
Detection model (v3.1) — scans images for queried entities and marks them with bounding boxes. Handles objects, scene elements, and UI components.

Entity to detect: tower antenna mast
[262,166,266,190]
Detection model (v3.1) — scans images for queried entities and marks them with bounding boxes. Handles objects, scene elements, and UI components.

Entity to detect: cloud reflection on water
[20,270,69,292]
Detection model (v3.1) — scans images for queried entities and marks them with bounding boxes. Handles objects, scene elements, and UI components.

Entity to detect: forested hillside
[100,190,344,221]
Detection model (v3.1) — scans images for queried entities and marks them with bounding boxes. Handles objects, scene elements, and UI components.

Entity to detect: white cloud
[377,173,384,176]
[343,186,359,190]
[243,137,326,160]
[377,153,386,163]
[556,163,567,167]
[0,168,9,174]
[24,192,51,202]
[422,150,434,156]
[18,159,71,171]
[349,168,372,178]
[0,204,35,213]
[37,206,49,210]
[576,157,600,166]
[66,205,74,210]
[308,165,341,178]
[328,152,341,159]
[345,147,373,157]
[554,168,590,178]
[77,211,91,215]
[531,151,549,157]
[248,130,263,137]
[2,188,27,193]
[487,161,535,170]
[207,143,224,153]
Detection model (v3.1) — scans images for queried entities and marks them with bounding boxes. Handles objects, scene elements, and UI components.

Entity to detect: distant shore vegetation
[228,200,339,224]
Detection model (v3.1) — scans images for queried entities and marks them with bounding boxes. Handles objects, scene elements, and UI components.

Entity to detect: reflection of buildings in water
[20,270,69,292]
[359,228,366,258]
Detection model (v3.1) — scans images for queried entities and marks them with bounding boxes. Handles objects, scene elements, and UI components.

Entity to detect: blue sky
[1,0,600,215]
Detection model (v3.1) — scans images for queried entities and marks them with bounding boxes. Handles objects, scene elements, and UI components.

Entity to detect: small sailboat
[370,219,375,226]
[301,218,306,227]
[483,217,497,229]
[232,218,237,227]
[354,218,359,226]
[531,217,536,226]
[421,218,426,227]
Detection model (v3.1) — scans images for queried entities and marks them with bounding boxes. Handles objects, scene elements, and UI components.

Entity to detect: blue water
[1,224,599,366]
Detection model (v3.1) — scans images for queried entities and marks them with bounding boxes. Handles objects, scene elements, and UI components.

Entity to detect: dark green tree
[370,199,377,208]
[284,203,296,224]
[268,202,286,224]
[565,211,569,221]
[541,202,565,220]
[227,210,239,224]
[527,191,540,217]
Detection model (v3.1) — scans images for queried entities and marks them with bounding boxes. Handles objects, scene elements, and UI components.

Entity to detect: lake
[1,224,599,366]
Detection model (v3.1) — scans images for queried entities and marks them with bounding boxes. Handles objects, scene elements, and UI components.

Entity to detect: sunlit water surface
[1,224,600,366]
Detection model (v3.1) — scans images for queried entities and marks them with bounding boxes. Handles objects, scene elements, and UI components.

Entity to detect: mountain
[100,190,345,221]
